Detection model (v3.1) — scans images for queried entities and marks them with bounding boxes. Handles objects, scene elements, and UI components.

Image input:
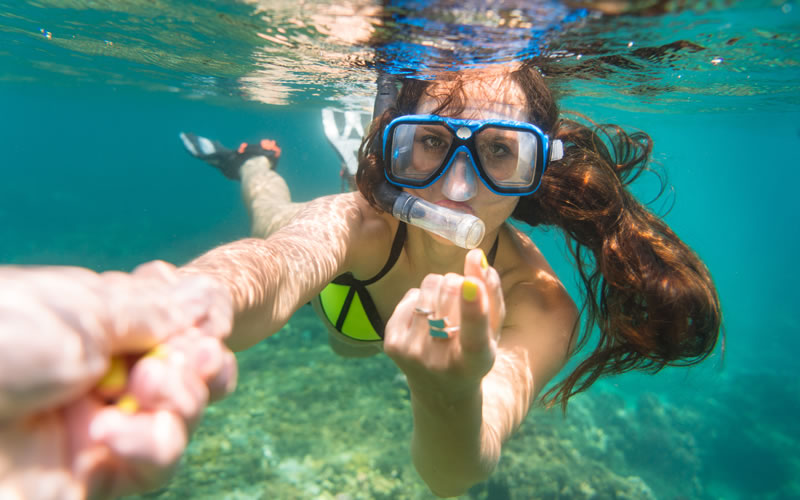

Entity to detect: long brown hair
[356,62,722,408]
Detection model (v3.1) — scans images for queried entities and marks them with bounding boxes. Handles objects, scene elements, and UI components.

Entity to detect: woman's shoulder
[298,192,398,278]
[499,224,576,313]
[290,192,391,232]
[337,191,397,240]
[497,224,579,391]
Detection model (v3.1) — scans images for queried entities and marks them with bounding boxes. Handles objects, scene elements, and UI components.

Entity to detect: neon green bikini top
[317,222,498,342]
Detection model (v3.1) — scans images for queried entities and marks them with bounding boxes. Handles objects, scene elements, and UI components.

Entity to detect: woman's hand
[383,249,505,405]
[0,261,237,500]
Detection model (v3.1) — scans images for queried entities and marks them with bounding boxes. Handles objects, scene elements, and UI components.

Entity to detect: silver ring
[428,317,459,339]
[414,306,433,316]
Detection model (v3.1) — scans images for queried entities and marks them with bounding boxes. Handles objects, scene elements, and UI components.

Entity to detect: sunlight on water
[2,0,797,111]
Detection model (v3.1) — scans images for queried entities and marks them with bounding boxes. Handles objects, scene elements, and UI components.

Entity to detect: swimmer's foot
[179,132,281,180]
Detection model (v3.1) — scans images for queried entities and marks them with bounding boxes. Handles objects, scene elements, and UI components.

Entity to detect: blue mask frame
[382,114,557,196]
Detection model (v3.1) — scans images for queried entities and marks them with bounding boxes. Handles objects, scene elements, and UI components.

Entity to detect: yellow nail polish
[96,356,127,393]
[146,344,169,360]
[480,250,489,270]
[462,279,478,302]
[116,394,139,414]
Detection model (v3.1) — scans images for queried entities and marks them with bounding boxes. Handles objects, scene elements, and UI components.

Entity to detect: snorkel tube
[374,182,485,249]
[373,72,400,123]
[371,72,485,249]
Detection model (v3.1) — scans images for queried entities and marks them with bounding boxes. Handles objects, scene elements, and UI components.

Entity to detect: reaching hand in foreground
[0,261,237,500]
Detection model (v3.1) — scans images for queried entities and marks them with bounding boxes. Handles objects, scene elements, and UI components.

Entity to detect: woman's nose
[441,151,478,202]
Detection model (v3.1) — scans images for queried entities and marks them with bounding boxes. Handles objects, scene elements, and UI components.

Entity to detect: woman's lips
[435,200,474,215]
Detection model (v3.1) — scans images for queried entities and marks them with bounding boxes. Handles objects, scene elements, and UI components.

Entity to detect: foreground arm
[181,192,368,351]
[0,262,236,499]
[385,250,576,497]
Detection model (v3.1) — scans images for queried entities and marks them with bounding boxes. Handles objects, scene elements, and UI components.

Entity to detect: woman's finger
[164,333,237,403]
[130,260,179,283]
[1,402,88,500]
[484,266,504,341]
[383,288,421,357]
[409,274,446,352]
[172,334,238,402]
[463,248,487,283]
[458,277,493,371]
[126,351,208,428]
[64,396,185,499]
[206,349,237,402]
[103,271,233,353]
[437,273,464,340]
[85,406,187,497]
[418,274,444,317]
[463,248,504,341]
[170,275,234,341]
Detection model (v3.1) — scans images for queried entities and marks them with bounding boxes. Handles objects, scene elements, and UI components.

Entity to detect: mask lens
[475,127,539,189]
[391,123,452,182]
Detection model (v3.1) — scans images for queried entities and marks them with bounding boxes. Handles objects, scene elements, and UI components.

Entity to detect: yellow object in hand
[116,394,139,414]
[96,355,128,397]
[145,344,169,360]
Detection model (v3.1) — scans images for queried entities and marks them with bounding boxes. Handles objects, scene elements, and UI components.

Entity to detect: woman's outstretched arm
[181,192,376,351]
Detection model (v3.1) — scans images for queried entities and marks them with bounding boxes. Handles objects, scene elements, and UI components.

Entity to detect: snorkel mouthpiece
[375,182,485,249]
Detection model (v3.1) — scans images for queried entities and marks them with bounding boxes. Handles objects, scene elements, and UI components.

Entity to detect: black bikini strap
[334,222,496,287]
[487,234,500,266]
[361,222,407,286]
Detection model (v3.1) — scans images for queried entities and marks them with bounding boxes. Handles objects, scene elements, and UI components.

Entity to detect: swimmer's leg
[239,157,305,238]
[180,132,305,238]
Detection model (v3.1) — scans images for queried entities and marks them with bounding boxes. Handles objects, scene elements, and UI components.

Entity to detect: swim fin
[321,108,372,179]
[180,132,281,180]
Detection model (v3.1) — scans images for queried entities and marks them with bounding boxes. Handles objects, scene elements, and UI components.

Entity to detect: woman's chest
[364,268,423,324]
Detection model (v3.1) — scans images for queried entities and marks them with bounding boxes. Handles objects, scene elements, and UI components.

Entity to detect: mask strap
[550,139,564,162]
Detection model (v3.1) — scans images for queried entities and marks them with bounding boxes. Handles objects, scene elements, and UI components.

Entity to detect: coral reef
[127,307,798,500]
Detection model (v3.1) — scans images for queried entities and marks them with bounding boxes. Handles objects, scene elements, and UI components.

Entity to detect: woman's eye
[486,142,512,157]
[420,135,446,150]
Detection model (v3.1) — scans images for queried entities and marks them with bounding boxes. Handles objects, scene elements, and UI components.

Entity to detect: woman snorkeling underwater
[181,60,721,493]
[1,61,721,498]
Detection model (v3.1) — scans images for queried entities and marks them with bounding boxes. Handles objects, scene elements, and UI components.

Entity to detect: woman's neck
[404,223,503,276]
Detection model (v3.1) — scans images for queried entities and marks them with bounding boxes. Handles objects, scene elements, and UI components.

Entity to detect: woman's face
[406,70,528,235]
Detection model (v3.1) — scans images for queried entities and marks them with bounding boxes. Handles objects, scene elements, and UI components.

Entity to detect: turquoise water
[2,1,799,499]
